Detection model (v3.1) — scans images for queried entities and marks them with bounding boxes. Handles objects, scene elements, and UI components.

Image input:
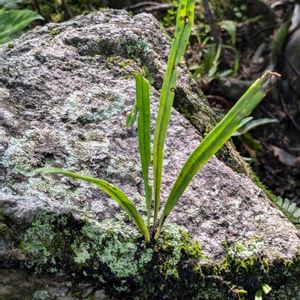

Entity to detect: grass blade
[153,0,195,227]
[136,73,152,226]
[155,72,280,238]
[37,167,150,242]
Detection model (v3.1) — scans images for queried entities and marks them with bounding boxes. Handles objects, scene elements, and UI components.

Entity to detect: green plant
[255,283,272,300]
[232,117,278,137]
[0,8,43,44]
[190,21,240,81]
[231,117,278,161]
[275,196,300,228]
[36,0,279,242]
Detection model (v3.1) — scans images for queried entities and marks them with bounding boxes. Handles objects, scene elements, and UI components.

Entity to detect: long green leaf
[153,0,195,227]
[0,9,44,44]
[136,73,152,227]
[36,167,150,242]
[155,72,280,238]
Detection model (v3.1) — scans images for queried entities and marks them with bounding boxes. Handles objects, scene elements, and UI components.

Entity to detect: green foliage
[255,283,272,300]
[135,73,152,226]
[21,212,208,299]
[270,19,291,67]
[219,20,236,45]
[153,0,195,227]
[36,1,279,242]
[0,0,21,9]
[37,168,150,242]
[275,196,300,228]
[155,71,280,237]
[0,8,43,44]
[232,117,278,137]
[190,23,239,81]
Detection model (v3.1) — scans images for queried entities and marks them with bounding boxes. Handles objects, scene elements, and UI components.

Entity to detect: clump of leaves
[36,0,280,242]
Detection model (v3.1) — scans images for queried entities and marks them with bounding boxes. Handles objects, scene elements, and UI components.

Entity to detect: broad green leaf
[136,73,152,226]
[0,9,43,44]
[36,167,150,242]
[155,72,280,238]
[153,0,195,227]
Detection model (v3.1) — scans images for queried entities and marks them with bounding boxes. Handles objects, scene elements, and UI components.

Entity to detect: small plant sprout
[36,0,280,242]
[255,283,272,300]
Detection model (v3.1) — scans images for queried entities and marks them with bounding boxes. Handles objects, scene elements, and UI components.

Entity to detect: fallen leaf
[271,145,300,168]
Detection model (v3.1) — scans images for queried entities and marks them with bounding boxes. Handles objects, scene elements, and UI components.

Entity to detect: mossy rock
[1,9,300,299]
[19,212,300,299]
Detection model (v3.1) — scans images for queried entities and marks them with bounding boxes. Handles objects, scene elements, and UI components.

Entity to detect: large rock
[0,9,300,298]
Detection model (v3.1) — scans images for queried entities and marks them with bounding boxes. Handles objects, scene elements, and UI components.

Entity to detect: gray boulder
[0,9,300,299]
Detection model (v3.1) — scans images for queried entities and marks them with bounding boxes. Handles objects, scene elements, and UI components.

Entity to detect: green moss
[48,27,61,36]
[120,37,149,59]
[106,56,134,70]
[19,212,300,299]
[267,278,300,299]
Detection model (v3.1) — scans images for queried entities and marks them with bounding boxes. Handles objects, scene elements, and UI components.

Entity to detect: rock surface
[0,268,107,299]
[0,8,300,294]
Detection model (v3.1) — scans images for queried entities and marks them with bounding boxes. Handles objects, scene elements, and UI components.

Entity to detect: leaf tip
[261,71,281,92]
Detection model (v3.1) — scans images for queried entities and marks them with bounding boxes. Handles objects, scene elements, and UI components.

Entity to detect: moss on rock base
[19,212,300,299]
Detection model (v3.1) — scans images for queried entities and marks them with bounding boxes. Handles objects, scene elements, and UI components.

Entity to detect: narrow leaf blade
[36,167,150,242]
[156,72,280,236]
[153,0,195,226]
[136,73,152,226]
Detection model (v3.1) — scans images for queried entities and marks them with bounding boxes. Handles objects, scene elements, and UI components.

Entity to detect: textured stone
[0,9,300,271]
